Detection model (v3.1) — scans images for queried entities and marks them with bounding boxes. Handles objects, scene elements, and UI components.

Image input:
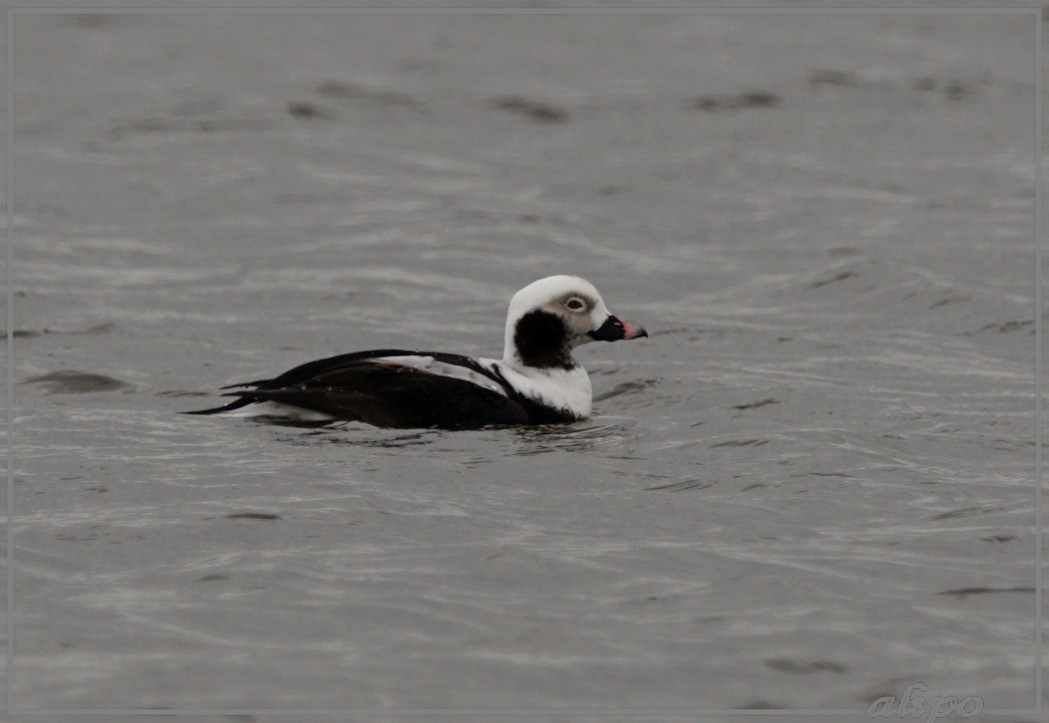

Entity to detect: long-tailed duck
[187,275,647,429]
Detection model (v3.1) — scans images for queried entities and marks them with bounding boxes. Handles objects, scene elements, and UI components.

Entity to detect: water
[7,10,1038,721]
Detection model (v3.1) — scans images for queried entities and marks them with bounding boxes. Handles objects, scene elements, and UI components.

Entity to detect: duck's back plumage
[187,349,576,429]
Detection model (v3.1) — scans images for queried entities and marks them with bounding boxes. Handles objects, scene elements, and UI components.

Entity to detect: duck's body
[187,275,647,429]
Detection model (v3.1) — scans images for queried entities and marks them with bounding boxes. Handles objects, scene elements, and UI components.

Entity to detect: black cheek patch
[513,310,575,370]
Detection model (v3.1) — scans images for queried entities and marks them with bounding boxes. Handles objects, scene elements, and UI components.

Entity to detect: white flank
[224,401,335,421]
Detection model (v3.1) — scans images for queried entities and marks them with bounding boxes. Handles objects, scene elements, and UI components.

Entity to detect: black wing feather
[186,350,546,429]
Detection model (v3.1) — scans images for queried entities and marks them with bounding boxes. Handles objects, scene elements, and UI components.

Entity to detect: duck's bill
[589,315,649,342]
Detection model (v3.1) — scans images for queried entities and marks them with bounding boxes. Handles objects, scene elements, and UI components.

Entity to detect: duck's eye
[564,297,587,312]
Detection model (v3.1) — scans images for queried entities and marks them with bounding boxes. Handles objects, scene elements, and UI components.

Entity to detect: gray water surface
[8,9,1038,719]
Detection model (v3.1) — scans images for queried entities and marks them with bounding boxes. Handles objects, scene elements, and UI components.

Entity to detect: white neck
[492,360,593,420]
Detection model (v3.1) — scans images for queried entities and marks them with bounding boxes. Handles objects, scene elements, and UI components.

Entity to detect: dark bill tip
[589,315,648,342]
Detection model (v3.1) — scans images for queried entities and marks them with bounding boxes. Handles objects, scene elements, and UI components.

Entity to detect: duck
[187,275,647,429]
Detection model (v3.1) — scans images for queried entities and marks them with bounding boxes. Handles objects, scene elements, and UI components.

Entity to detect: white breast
[481,358,592,419]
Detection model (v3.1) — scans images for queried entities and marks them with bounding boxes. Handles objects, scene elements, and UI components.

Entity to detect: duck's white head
[501,275,647,371]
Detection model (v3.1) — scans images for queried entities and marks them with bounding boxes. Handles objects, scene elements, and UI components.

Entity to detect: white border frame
[4,6,1042,718]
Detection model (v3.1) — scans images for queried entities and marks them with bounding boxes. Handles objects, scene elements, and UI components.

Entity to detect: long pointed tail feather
[183,394,256,415]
